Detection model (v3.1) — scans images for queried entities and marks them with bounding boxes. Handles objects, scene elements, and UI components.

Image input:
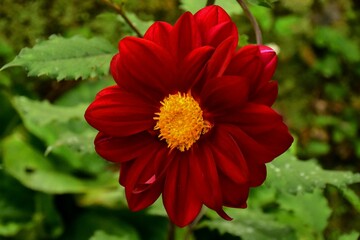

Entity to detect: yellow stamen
[154,92,211,152]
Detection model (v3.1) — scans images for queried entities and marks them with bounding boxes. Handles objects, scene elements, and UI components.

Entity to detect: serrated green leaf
[2,132,108,194]
[266,152,360,194]
[199,209,296,240]
[1,35,116,81]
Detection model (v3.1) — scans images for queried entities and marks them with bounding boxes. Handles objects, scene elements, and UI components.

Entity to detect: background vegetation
[0,0,359,239]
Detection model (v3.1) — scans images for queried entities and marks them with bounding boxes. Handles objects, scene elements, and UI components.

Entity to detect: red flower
[85,5,293,227]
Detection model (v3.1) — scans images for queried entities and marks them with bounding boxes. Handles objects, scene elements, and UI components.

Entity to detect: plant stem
[167,222,175,240]
[236,0,262,45]
[206,0,216,6]
[99,0,143,38]
[184,208,205,240]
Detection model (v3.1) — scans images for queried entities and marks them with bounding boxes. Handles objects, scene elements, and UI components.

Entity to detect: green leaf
[14,96,86,126]
[266,152,360,194]
[12,96,94,154]
[11,96,110,179]
[0,171,35,237]
[2,132,109,194]
[277,190,331,233]
[339,231,360,240]
[65,210,141,240]
[1,35,116,81]
[90,230,131,240]
[200,209,296,240]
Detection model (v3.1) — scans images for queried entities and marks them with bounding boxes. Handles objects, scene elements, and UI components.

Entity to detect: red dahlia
[85,5,293,227]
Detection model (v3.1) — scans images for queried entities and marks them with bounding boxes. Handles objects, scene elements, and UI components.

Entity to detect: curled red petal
[126,178,164,212]
[85,86,156,137]
[225,45,279,106]
[123,144,169,211]
[163,152,202,227]
[225,45,263,83]
[259,45,277,84]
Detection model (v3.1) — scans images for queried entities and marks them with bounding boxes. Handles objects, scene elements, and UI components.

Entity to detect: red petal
[163,152,202,227]
[218,102,282,125]
[200,76,249,115]
[252,80,278,106]
[94,131,154,163]
[177,46,214,92]
[221,123,291,166]
[206,37,237,79]
[219,172,250,208]
[85,86,156,137]
[225,45,279,106]
[170,12,201,61]
[259,45,277,84]
[225,45,263,83]
[247,161,267,187]
[191,144,231,220]
[226,104,293,161]
[126,178,164,212]
[144,21,172,50]
[209,126,249,184]
[115,37,176,102]
[207,21,238,48]
[123,144,172,211]
[221,123,273,161]
[195,5,232,27]
[194,5,237,46]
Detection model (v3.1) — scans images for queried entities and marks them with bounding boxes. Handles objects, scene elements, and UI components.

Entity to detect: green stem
[100,0,143,38]
[167,222,175,240]
[236,0,263,45]
[184,208,206,240]
[206,0,216,6]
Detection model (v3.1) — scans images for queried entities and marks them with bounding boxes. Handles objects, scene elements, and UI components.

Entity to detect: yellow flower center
[154,92,211,152]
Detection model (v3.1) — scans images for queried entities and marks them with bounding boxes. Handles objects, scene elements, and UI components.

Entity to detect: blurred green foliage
[0,0,360,239]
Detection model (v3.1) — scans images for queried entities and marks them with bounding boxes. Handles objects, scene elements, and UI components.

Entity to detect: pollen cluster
[154,92,211,152]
